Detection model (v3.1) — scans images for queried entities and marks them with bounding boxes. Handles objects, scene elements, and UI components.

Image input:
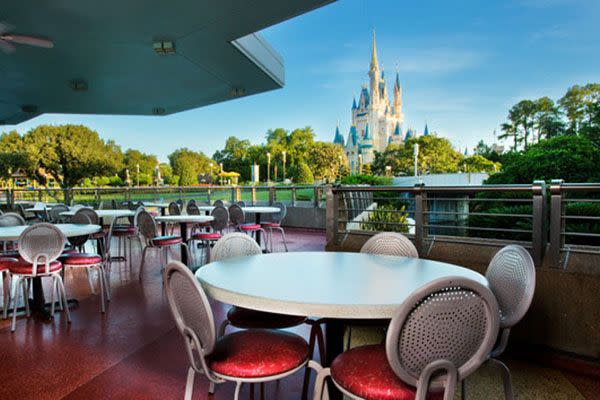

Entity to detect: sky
[5,0,600,162]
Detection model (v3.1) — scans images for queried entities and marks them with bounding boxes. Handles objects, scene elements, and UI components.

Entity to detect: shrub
[296,162,314,184]
[341,174,392,186]
[360,204,409,233]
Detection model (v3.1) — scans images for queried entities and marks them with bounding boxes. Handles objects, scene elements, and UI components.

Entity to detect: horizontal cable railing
[2,185,327,209]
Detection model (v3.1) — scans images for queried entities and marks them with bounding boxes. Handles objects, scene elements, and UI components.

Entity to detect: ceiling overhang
[0,0,335,125]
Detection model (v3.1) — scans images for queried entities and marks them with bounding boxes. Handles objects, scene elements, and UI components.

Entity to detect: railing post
[413,183,425,255]
[548,179,564,268]
[230,186,236,203]
[251,186,256,205]
[325,185,339,246]
[531,180,546,267]
[291,187,297,207]
[207,186,212,204]
[38,189,43,202]
[268,187,275,205]
[313,186,320,208]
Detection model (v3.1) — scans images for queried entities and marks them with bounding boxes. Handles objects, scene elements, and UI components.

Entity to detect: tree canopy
[168,148,214,186]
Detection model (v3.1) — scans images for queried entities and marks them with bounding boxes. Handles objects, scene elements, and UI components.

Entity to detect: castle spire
[393,71,402,117]
[368,30,380,106]
[370,30,379,72]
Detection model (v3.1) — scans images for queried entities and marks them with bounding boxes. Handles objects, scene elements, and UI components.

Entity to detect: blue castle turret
[424,123,429,136]
[333,125,345,146]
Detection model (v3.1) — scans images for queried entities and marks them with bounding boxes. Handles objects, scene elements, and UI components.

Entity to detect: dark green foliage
[361,204,409,233]
[341,174,392,186]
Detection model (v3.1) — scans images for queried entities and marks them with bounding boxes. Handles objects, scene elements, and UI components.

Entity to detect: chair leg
[302,324,318,400]
[139,246,149,281]
[50,275,58,315]
[2,271,10,319]
[10,276,21,332]
[312,365,331,400]
[233,381,242,400]
[23,278,30,317]
[58,276,71,323]
[96,266,106,313]
[277,227,288,252]
[185,366,195,400]
[86,267,96,295]
[208,381,215,395]
[461,379,466,400]
[490,358,514,400]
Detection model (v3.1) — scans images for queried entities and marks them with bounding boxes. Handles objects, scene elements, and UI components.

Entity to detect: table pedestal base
[325,319,344,400]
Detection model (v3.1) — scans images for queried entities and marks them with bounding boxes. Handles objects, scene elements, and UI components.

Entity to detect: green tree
[122,149,158,185]
[168,148,214,186]
[559,84,600,134]
[295,162,314,184]
[473,140,502,162]
[0,131,30,181]
[22,125,123,189]
[486,135,600,184]
[534,97,565,139]
[306,142,347,182]
[460,155,501,173]
[373,135,463,176]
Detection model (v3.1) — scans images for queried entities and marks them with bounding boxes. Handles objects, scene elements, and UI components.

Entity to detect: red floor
[0,228,597,400]
[0,228,325,400]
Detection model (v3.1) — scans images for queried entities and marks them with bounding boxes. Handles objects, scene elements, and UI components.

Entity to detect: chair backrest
[164,261,217,360]
[486,245,536,329]
[0,212,26,227]
[385,277,499,395]
[271,201,287,222]
[75,207,99,225]
[96,201,105,210]
[210,206,229,232]
[228,204,245,226]
[68,212,92,247]
[235,201,247,207]
[111,199,118,209]
[213,199,224,207]
[16,204,29,219]
[210,233,261,262]
[137,209,157,240]
[186,202,200,215]
[360,232,419,258]
[188,199,196,206]
[168,202,181,216]
[18,223,66,275]
[49,204,70,223]
[133,206,146,227]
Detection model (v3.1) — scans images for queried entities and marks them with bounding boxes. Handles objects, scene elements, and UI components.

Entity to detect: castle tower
[368,32,380,106]
[393,72,403,119]
[333,124,345,146]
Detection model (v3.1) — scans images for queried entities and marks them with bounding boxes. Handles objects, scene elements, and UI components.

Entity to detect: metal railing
[328,181,600,268]
[1,185,327,209]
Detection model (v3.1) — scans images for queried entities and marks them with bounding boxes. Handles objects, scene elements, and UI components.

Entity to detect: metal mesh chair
[213,199,224,207]
[137,209,189,281]
[49,204,70,223]
[228,204,267,250]
[313,277,500,400]
[235,201,246,207]
[211,233,325,400]
[168,202,181,216]
[61,219,114,313]
[188,206,229,266]
[8,223,70,332]
[164,261,319,400]
[261,201,288,252]
[463,245,536,400]
[360,232,419,258]
[186,202,200,215]
[0,213,25,253]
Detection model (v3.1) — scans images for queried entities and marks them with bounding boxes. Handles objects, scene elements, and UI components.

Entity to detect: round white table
[61,209,135,219]
[0,223,101,241]
[155,215,214,264]
[0,223,102,318]
[197,251,487,400]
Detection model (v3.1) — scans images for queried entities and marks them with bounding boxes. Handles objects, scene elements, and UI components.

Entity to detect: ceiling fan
[0,22,54,54]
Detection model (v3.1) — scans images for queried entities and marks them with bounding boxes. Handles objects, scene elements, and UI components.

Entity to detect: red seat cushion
[331,345,443,400]
[208,329,308,378]
[151,235,182,246]
[61,253,102,266]
[227,306,306,329]
[191,232,221,241]
[112,226,138,236]
[8,259,63,275]
[0,257,18,271]
[261,222,281,228]
[240,224,261,231]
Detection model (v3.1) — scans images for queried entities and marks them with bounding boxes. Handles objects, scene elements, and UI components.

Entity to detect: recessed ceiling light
[153,40,175,55]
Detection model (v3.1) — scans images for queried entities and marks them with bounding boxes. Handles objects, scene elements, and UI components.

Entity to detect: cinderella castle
[333,33,428,172]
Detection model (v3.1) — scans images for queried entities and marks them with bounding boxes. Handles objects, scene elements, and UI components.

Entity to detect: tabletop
[194,206,280,214]
[0,223,101,241]
[196,252,488,319]
[155,215,214,223]
[139,202,170,208]
[61,209,135,218]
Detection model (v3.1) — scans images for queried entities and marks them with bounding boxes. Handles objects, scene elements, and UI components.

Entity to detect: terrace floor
[0,228,597,400]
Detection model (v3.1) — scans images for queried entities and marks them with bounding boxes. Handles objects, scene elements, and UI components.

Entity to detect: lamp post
[413,143,419,177]
[282,151,286,182]
[136,164,140,187]
[266,152,271,184]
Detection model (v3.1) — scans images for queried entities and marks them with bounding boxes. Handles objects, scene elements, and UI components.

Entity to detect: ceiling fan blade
[0,39,16,54]
[2,35,54,48]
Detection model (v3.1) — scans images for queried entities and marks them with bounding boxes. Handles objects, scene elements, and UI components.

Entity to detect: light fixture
[152,107,165,115]
[21,104,37,113]
[69,80,88,91]
[153,40,175,55]
[229,87,246,98]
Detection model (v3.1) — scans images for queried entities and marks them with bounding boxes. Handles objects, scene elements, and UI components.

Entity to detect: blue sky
[6,0,600,161]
